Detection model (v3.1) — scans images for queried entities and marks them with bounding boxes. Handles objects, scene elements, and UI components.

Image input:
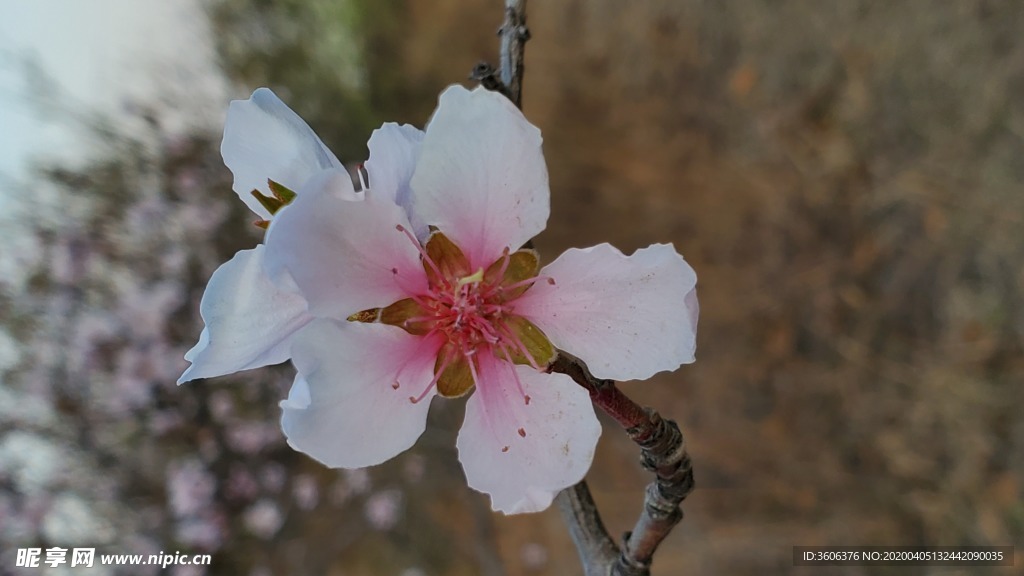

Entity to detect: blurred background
[1,0,1022,574]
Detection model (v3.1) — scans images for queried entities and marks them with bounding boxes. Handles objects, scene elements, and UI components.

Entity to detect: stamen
[407,293,433,308]
[480,303,508,315]
[390,329,442,396]
[402,314,441,326]
[410,351,453,404]
[387,265,431,304]
[499,321,545,372]
[469,315,502,344]
[467,354,482,393]
[397,224,444,280]
[493,248,512,281]
[434,293,456,309]
[498,343,530,404]
[501,274,554,294]
[357,163,369,191]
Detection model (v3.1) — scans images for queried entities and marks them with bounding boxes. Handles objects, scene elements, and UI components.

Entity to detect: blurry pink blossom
[149,410,184,436]
[225,465,260,501]
[291,473,319,510]
[168,459,225,550]
[207,390,235,421]
[259,463,287,494]
[175,516,224,550]
[364,489,403,531]
[520,542,549,571]
[168,459,216,518]
[402,454,426,483]
[225,421,278,455]
[243,499,283,539]
[342,468,371,496]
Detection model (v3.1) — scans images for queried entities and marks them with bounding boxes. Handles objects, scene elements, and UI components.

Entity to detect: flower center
[348,226,556,404]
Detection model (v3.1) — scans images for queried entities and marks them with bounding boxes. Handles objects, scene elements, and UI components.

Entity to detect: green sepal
[380,298,432,335]
[435,346,475,398]
[485,248,540,301]
[267,179,297,203]
[424,231,472,288]
[251,180,298,217]
[251,189,285,215]
[501,316,556,368]
[347,308,381,323]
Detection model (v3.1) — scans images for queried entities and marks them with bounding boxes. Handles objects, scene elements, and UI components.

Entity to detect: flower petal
[265,171,428,319]
[178,245,313,384]
[514,243,699,381]
[457,354,602,514]
[282,319,442,468]
[222,87,348,218]
[365,123,426,233]
[410,85,550,268]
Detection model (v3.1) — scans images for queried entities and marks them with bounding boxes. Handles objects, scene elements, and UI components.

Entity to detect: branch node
[643,483,681,519]
[553,351,694,575]
[614,552,651,576]
[469,61,508,96]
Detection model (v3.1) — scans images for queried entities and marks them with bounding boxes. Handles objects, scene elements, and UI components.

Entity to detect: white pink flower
[180,85,699,514]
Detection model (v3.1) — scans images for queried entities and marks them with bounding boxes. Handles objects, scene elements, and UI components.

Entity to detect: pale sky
[0,0,226,188]
[0,0,228,289]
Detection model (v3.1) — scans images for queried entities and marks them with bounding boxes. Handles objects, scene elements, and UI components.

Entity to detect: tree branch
[555,481,619,576]
[551,351,695,576]
[498,0,529,108]
[470,0,530,108]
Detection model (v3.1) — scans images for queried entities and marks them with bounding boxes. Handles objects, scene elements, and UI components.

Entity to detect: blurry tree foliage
[210,0,439,160]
